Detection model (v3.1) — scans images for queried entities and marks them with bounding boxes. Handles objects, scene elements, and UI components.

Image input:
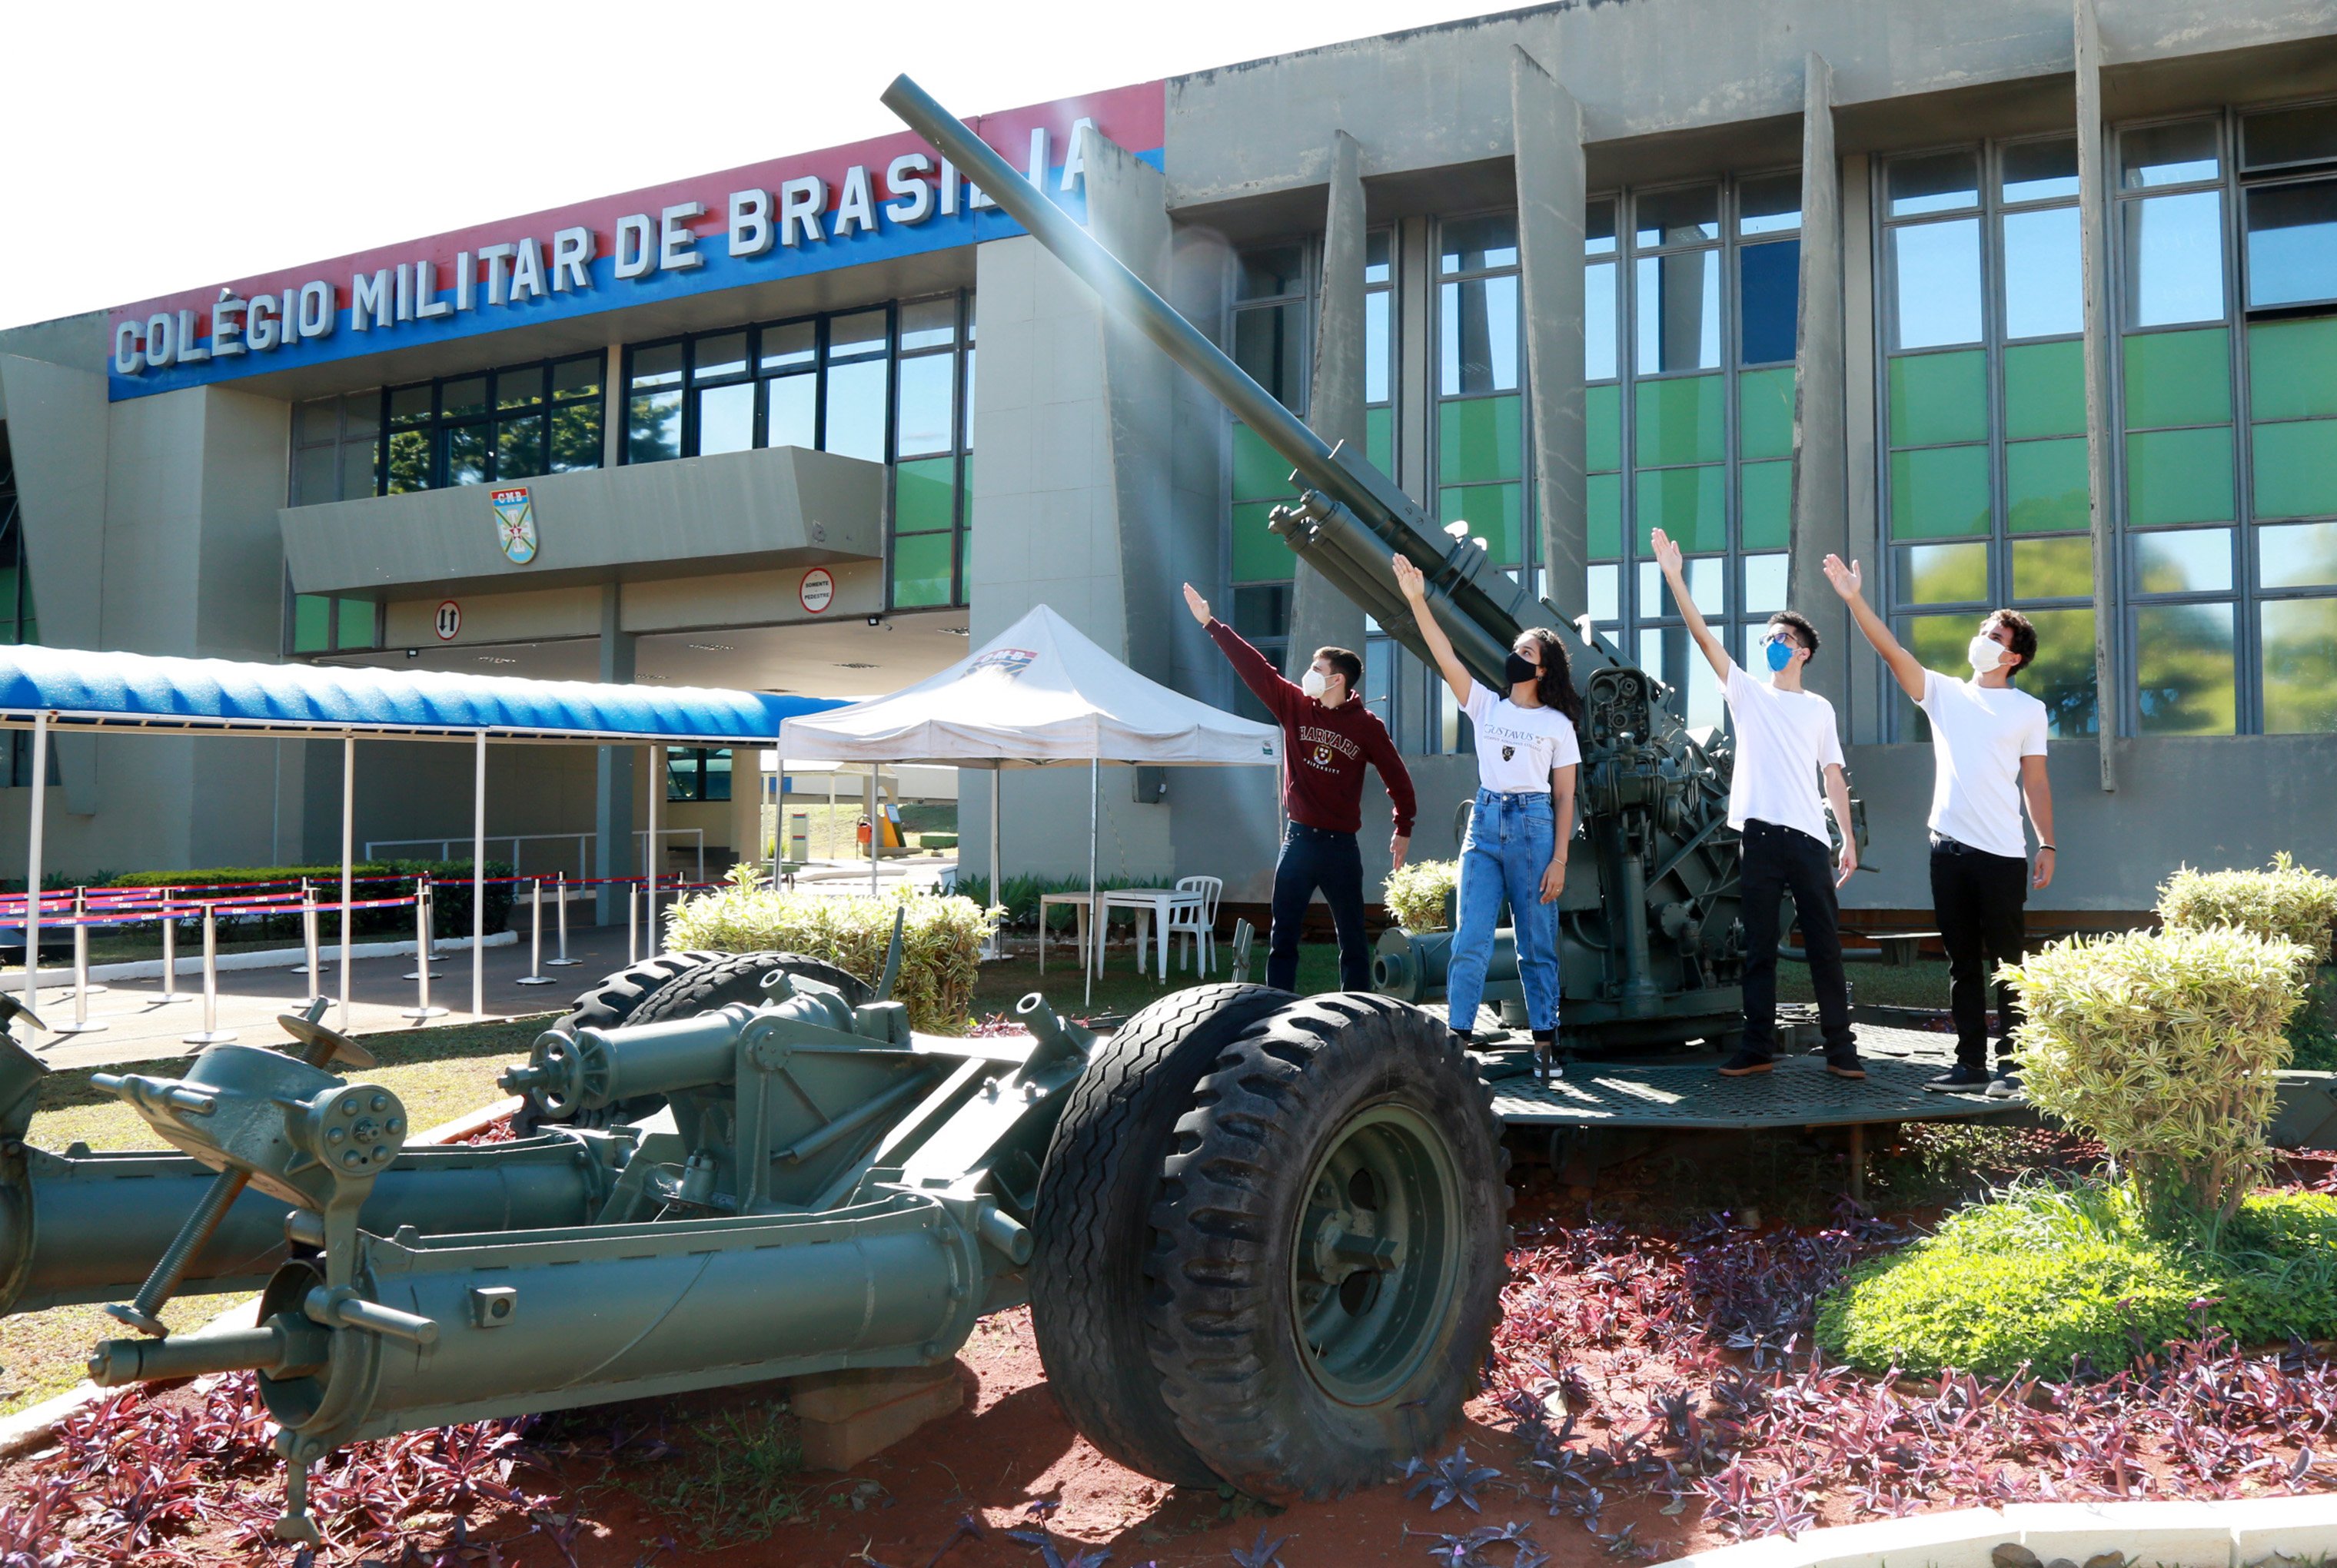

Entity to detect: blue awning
[0,644,850,746]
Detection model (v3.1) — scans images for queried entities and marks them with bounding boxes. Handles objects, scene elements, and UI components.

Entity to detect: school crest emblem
[1311,743,1335,768]
[491,487,537,565]
[1501,745,1516,761]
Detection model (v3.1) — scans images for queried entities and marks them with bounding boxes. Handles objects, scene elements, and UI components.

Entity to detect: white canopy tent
[777,604,1279,1004]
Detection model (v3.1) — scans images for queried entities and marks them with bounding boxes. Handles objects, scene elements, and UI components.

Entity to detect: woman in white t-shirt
[1393,555,1582,1078]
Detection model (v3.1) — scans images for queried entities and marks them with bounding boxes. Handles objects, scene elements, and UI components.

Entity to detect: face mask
[1504,652,1540,688]
[1301,667,1330,700]
[1764,637,1794,673]
[1967,634,2006,674]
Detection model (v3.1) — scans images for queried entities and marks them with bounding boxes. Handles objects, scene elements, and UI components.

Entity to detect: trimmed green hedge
[101,861,515,940]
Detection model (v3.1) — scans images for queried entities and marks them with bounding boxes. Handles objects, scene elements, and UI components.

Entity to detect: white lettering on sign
[799,568,836,615]
[435,600,462,641]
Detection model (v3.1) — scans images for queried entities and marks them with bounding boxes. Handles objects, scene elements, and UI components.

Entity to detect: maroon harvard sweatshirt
[1207,620,1418,838]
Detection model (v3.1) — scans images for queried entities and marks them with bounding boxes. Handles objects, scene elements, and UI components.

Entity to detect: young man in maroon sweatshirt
[1184,583,1417,992]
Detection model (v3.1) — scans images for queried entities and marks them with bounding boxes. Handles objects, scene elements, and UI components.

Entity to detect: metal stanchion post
[295,882,322,982]
[155,886,193,1005]
[516,878,553,986]
[627,882,640,965]
[52,908,107,1035]
[70,889,107,996]
[403,887,447,1021]
[547,871,580,967]
[182,904,236,1045]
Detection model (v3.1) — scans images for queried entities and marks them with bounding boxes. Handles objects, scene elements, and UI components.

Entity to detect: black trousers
[1269,822,1370,992]
[1739,819,1854,1056]
[1930,832,2029,1069]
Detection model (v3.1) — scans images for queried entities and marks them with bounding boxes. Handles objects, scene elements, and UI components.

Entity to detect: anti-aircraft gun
[878,77,1764,1055]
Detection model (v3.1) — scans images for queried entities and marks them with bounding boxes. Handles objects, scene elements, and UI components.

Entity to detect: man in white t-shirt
[1823,556,2058,1099]
[1652,529,1863,1080]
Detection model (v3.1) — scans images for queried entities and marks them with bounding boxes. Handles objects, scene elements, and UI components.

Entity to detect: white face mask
[1968,633,2006,674]
[1301,667,1331,700]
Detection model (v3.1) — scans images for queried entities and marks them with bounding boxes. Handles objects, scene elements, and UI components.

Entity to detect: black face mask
[1504,652,1540,688]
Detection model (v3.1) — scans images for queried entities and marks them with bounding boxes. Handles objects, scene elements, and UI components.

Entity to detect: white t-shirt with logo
[1919,669,2048,859]
[1463,684,1582,793]
[1722,662,1845,846]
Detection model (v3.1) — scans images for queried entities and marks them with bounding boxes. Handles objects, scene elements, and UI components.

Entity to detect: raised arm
[1822,555,1925,703]
[1185,582,1298,722]
[1650,528,1730,683]
[1391,555,1474,709]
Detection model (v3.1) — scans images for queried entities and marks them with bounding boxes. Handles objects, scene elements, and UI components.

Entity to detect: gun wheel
[556,951,725,1035]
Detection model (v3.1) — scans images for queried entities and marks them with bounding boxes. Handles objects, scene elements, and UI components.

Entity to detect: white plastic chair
[1167,875,1224,976]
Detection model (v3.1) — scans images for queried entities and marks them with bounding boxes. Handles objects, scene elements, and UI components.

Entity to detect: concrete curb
[0,1095,524,1458]
[55,929,518,984]
[1654,1498,2337,1568]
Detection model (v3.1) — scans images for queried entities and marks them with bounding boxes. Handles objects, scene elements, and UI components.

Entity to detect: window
[287,569,378,656]
[891,294,974,610]
[1436,213,1527,603]
[384,354,602,493]
[1227,242,1312,679]
[667,748,733,802]
[1880,137,2097,741]
[289,391,383,507]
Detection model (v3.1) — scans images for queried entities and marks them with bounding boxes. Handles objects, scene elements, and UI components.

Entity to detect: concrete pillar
[1787,52,1850,709]
[1285,130,1371,679]
[594,583,637,923]
[729,748,766,872]
[2075,0,2119,792]
[1511,47,1590,625]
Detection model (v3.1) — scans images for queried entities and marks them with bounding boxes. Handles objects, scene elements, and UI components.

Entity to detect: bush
[1817,1178,2337,1379]
[919,835,959,852]
[2159,852,2337,964]
[664,867,999,1033]
[2008,926,2310,1222]
[948,873,1153,933]
[1384,859,1458,933]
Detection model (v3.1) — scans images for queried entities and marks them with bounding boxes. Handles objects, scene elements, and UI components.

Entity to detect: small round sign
[800,567,836,615]
[435,600,461,641]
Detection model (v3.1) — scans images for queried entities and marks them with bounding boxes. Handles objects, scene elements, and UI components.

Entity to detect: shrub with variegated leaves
[1383,859,1458,934]
[2006,925,2311,1223]
[2158,852,2337,965]
[664,865,1000,1033]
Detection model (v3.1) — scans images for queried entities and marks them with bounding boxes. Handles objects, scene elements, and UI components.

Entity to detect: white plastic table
[1036,892,1096,975]
[1100,888,1208,982]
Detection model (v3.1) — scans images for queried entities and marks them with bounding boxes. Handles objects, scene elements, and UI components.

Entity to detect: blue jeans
[1447,789,1561,1034]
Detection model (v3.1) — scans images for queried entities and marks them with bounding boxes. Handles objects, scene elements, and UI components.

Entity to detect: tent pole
[866,769,879,898]
[768,747,781,885]
[988,763,1002,959]
[340,735,354,1033]
[472,729,487,1018]
[22,713,47,1012]
[1084,756,1099,1010]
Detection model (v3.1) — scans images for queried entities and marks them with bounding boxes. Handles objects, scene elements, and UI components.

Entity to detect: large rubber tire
[626,949,872,1026]
[556,951,724,1035]
[1145,993,1510,1501]
[1029,982,1296,1488]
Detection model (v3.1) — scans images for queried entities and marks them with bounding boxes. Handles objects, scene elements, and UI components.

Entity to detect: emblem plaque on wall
[491,487,537,565]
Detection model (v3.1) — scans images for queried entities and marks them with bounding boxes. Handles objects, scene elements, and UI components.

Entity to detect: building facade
[2,0,2333,915]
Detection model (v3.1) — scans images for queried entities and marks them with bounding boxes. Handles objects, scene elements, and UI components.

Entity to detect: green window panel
[1587,384,1621,473]
[2121,327,2230,430]
[2248,317,2337,423]
[1887,350,1986,448]
[1900,540,1991,604]
[1633,465,1725,554]
[335,599,377,651]
[2251,418,2337,520]
[1232,423,1292,503]
[1634,375,1724,467]
[2002,341,2086,439]
[2005,437,2089,534]
[2124,425,2234,525]
[1889,444,1991,540]
[1740,459,1793,551]
[895,457,957,533]
[292,595,333,653]
[1738,367,1797,460]
[2022,606,2101,736]
[2011,536,2095,600]
[959,456,975,530]
[1366,407,1394,474]
[1232,500,1293,581]
[1438,394,1522,484]
[2135,601,2237,735]
[1439,483,1525,565]
[2262,596,2337,734]
[892,532,955,609]
[1588,473,1622,560]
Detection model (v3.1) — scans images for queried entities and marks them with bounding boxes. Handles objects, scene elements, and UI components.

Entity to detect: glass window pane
[495,414,545,480]
[1890,218,1983,349]
[630,344,683,389]
[892,531,955,609]
[1738,239,1799,366]
[495,367,544,409]
[2006,437,2089,534]
[627,389,683,464]
[2002,207,2082,338]
[829,311,889,359]
[1890,444,1992,540]
[550,354,602,400]
[2136,601,2237,734]
[1438,483,1525,565]
[1238,244,1307,299]
[1639,626,1724,730]
[1635,374,1724,467]
[1236,301,1307,409]
[759,320,816,371]
[386,427,430,493]
[1634,185,1719,247]
[1365,290,1392,403]
[2261,520,2337,588]
[2003,340,2086,438]
[1900,540,1991,604]
[2133,527,2234,594]
[1888,350,1987,447]
[440,377,488,419]
[693,332,749,381]
[2249,317,2337,421]
[2245,179,2337,311]
[697,382,754,456]
[2022,606,2101,736]
[1633,466,1725,553]
[2002,137,2079,203]
[2262,597,2337,733]
[2121,120,2221,188]
[1739,367,1795,460]
[766,372,816,449]
[2123,327,2231,429]
[2122,191,2226,327]
[1584,261,1617,381]
[292,594,331,653]
[1889,151,1980,216]
[1232,500,1294,582]
[1440,276,1520,394]
[899,296,956,350]
[1638,556,1727,617]
[387,385,433,425]
[1439,214,1518,274]
[292,444,337,507]
[896,353,956,458]
[445,424,489,486]
[2012,535,2095,600]
[549,403,601,472]
[2243,103,2337,171]
[1587,563,1621,621]
[823,357,887,461]
[1738,172,1801,236]
[1587,473,1622,559]
[1740,460,1793,551]
[1233,423,1292,502]
[896,455,957,533]
[2126,425,2234,525]
[1438,394,1521,484]
[1366,406,1394,473]
[1634,251,1720,373]
[336,598,376,651]
[1365,228,1392,282]
[1743,553,1789,613]
[339,438,379,499]
[294,397,339,447]
[1585,198,1617,256]
[2252,417,2337,520]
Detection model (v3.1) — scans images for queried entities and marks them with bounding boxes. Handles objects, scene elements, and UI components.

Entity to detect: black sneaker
[1717,1049,1775,1077]
[1985,1065,2024,1099]
[1825,1053,1867,1081]
[1925,1064,1993,1093]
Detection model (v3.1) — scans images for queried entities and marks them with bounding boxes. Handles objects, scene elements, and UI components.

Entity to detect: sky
[0,0,1518,331]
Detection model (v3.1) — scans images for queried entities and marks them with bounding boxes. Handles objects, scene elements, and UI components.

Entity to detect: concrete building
[2,0,2334,919]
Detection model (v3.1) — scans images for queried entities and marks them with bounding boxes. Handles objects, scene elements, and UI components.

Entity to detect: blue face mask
[1764,637,1794,673]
